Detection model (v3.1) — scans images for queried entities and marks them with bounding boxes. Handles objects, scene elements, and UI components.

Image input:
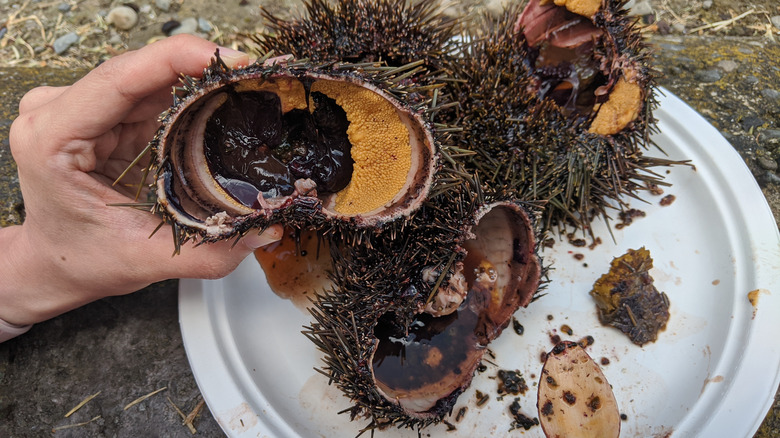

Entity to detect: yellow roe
[589,76,642,136]
[311,80,412,215]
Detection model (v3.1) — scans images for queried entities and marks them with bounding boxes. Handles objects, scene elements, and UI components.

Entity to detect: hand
[1,35,282,327]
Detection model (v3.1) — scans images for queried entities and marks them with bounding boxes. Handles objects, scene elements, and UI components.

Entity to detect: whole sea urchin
[257,0,459,69]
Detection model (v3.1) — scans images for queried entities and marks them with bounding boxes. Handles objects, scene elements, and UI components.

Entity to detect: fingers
[18,86,67,114]
[44,34,249,141]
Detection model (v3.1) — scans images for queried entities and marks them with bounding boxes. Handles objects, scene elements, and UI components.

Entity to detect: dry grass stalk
[183,398,206,433]
[123,386,168,410]
[167,396,198,434]
[51,415,101,432]
[690,8,758,32]
[64,390,101,418]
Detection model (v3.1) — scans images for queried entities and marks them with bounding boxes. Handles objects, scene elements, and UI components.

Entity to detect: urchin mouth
[516,0,606,119]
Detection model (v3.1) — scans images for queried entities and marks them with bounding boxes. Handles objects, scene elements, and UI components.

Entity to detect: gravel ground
[1,0,779,68]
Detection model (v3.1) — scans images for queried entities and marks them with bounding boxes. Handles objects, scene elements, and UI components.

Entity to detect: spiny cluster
[257,0,459,69]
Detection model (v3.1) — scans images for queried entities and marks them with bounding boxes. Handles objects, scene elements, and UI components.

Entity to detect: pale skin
[0,35,283,328]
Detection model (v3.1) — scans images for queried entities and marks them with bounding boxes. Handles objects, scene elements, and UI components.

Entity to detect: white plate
[179,91,780,438]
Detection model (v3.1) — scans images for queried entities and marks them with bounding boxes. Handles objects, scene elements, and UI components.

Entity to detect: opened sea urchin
[447,1,677,233]
[147,55,439,248]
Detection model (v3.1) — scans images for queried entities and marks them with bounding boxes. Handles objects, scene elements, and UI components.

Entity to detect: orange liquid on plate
[254,228,333,311]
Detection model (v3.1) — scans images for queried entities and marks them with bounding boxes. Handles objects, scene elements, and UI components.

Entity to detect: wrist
[0,223,96,326]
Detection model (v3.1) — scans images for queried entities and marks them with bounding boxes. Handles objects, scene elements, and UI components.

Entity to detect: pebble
[716,60,738,73]
[672,23,686,34]
[108,30,123,45]
[702,0,712,10]
[695,69,721,83]
[771,16,780,30]
[741,115,764,132]
[161,20,180,35]
[155,0,170,12]
[53,32,79,55]
[169,17,198,36]
[758,156,778,171]
[106,5,138,30]
[198,18,212,33]
[626,0,653,16]
[761,129,780,140]
[57,2,71,12]
[761,89,780,101]
[745,75,760,86]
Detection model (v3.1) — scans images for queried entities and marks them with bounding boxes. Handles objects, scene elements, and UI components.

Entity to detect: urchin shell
[148,53,444,248]
[305,172,543,430]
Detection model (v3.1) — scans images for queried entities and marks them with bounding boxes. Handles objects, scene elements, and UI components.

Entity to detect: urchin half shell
[152,57,438,243]
[306,200,542,428]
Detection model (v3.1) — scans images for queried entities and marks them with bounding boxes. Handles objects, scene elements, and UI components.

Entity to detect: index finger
[46,35,249,140]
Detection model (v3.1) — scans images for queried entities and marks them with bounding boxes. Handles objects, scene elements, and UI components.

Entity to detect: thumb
[147,224,284,281]
[237,224,285,251]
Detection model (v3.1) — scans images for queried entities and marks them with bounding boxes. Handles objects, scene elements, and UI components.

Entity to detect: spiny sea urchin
[257,0,459,70]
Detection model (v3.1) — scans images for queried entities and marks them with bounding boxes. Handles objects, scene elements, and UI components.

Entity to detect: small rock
[108,30,123,45]
[161,20,180,35]
[170,17,198,35]
[155,0,170,12]
[627,0,654,16]
[53,32,79,55]
[771,15,780,30]
[716,59,738,73]
[758,156,778,171]
[744,75,760,86]
[57,2,71,12]
[702,0,713,10]
[656,20,671,35]
[197,18,212,33]
[672,23,686,34]
[760,129,780,140]
[666,65,682,76]
[761,89,780,101]
[106,5,138,30]
[139,4,152,14]
[695,69,721,83]
[740,115,764,132]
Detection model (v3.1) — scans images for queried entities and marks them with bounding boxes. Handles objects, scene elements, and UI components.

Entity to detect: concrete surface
[1,34,779,437]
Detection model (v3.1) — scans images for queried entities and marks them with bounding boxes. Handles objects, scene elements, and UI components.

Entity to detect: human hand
[1,35,282,327]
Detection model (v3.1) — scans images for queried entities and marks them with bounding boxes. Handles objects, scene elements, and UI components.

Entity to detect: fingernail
[218,47,249,68]
[241,226,283,250]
